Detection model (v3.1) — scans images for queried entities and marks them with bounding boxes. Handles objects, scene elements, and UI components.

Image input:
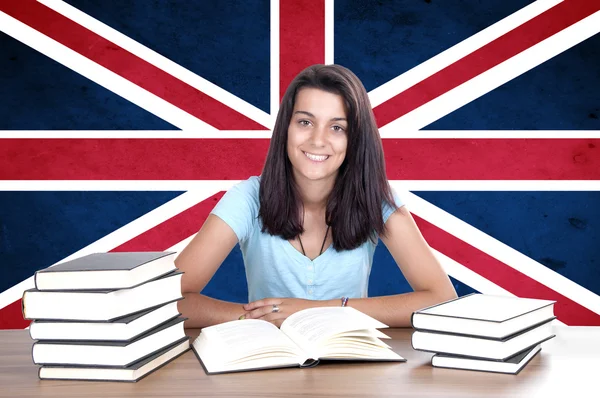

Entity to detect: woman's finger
[243,298,279,311]
[244,303,282,319]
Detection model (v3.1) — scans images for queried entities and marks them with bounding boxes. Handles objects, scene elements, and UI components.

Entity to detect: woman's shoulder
[231,176,261,199]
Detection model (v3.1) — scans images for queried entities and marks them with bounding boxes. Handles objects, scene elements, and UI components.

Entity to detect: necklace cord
[298,225,330,257]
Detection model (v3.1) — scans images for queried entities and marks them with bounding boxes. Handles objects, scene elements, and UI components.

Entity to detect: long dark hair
[259,64,395,251]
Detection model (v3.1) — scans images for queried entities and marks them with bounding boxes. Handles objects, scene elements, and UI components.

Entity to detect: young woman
[176,64,456,328]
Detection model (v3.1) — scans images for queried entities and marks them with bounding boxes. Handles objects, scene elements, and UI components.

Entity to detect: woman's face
[286,88,348,185]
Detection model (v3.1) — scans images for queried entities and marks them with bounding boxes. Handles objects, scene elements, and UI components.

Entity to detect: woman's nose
[310,125,327,146]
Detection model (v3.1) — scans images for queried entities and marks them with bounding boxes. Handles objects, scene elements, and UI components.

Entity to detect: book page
[280,307,388,356]
[202,319,303,359]
[194,319,309,373]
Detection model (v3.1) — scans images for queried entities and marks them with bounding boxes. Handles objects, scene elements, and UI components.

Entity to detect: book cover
[411,293,556,339]
[431,344,542,374]
[34,252,177,291]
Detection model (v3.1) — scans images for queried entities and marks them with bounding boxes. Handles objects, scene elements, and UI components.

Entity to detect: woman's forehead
[293,88,347,119]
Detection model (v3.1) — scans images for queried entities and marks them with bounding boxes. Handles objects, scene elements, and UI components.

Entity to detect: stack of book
[22,251,190,382]
[411,293,556,374]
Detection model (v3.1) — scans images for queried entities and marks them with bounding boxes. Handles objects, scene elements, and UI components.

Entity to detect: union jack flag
[1,0,599,329]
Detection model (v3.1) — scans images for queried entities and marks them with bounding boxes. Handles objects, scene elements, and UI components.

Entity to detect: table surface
[0,325,598,397]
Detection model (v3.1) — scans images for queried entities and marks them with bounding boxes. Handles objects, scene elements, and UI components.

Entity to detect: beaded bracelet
[341,297,349,307]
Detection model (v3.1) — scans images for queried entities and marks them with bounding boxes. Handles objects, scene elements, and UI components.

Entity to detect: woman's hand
[241,298,316,327]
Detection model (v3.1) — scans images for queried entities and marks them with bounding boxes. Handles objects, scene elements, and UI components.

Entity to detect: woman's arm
[346,205,458,326]
[242,205,457,328]
[175,214,245,328]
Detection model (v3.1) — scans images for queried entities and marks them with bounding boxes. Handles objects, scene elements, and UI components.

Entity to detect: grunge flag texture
[0,0,599,329]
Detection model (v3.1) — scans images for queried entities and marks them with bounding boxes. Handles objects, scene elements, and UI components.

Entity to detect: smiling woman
[175,64,457,328]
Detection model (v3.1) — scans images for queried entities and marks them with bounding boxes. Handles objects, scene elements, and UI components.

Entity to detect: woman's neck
[294,173,336,212]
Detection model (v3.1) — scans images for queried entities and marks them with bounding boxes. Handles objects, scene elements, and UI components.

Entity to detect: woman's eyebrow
[294,111,347,122]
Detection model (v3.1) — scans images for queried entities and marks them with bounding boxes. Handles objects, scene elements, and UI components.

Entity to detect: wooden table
[0,325,598,397]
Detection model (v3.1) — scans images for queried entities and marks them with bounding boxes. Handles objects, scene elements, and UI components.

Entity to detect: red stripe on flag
[0,300,30,330]
[112,192,225,252]
[1,138,598,180]
[413,215,600,326]
[373,0,600,127]
[280,0,325,100]
[0,0,266,130]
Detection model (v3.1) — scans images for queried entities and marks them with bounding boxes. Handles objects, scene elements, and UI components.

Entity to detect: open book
[192,307,405,374]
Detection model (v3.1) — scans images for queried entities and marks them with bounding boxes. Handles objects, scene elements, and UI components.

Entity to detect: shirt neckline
[283,238,334,263]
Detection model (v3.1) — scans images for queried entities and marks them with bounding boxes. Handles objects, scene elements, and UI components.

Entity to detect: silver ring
[272,304,280,313]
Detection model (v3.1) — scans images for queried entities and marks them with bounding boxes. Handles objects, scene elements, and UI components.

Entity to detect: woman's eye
[299,120,311,126]
[332,125,345,132]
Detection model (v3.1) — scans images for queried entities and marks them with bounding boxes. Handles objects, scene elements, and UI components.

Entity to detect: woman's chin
[295,170,337,182]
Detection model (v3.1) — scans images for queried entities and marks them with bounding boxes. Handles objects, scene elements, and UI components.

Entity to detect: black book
[411,318,555,361]
[431,344,542,374]
[23,270,183,321]
[34,252,177,291]
[38,338,190,382]
[411,293,556,339]
[29,299,181,342]
[32,317,187,367]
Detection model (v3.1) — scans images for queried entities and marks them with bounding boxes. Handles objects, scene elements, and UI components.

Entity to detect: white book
[34,252,177,291]
[38,339,190,382]
[432,344,542,374]
[22,271,182,321]
[411,319,554,361]
[411,293,556,339]
[29,300,181,341]
[32,317,186,367]
[193,307,406,374]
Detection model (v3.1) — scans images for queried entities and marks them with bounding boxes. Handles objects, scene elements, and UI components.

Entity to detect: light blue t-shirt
[211,176,402,302]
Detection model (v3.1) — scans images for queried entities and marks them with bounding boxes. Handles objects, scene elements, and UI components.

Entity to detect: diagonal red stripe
[413,214,600,326]
[0,0,266,130]
[373,0,600,127]
[1,138,598,180]
[280,0,325,100]
[0,300,30,330]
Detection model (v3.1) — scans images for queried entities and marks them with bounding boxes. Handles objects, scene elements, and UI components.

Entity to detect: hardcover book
[411,318,555,361]
[431,344,542,374]
[411,293,556,339]
[192,307,406,374]
[34,252,177,291]
[29,300,181,341]
[32,317,187,367]
[23,270,183,321]
[38,338,190,382]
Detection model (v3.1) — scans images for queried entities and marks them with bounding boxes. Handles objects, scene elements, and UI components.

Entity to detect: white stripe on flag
[1,180,598,191]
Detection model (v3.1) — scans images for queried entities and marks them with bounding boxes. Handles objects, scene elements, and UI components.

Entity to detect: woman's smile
[303,151,330,162]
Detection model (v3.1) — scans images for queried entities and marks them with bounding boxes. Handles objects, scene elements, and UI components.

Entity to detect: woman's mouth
[303,151,329,162]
